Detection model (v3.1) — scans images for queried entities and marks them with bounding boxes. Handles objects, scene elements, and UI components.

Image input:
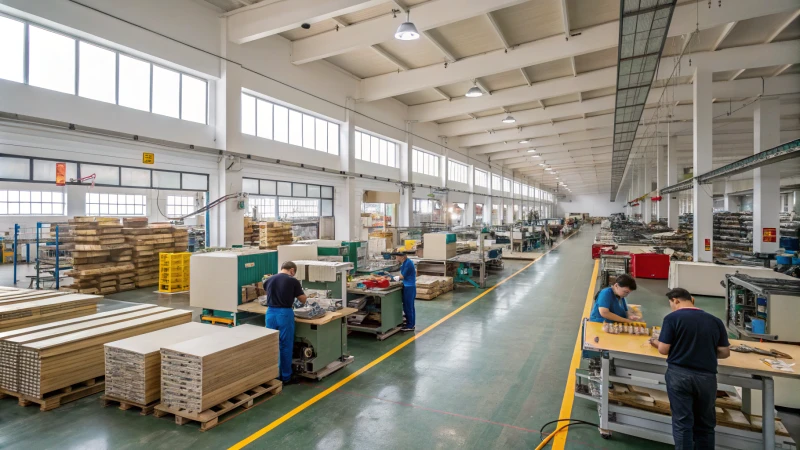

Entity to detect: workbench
[236,303,358,380]
[577,321,799,449]
[347,285,404,340]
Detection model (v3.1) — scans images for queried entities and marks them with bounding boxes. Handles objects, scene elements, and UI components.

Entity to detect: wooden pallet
[154,379,282,431]
[101,394,158,415]
[0,376,104,411]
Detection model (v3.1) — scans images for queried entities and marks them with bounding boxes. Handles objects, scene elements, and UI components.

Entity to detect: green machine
[315,240,364,273]
[346,285,405,340]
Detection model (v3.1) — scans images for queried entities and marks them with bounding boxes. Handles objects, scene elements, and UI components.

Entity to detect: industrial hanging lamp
[502,114,516,124]
[395,11,420,40]
[465,81,483,97]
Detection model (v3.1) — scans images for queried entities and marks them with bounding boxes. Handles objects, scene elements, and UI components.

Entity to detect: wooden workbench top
[583,322,800,379]
[237,303,358,325]
[347,285,403,295]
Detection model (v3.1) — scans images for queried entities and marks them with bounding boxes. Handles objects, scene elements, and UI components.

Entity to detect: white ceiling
[219,0,800,197]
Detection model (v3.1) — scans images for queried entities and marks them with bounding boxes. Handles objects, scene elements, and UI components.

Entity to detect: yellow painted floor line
[228,232,581,450]
[552,258,600,450]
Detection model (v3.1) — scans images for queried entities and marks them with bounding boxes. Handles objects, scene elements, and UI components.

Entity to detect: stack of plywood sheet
[123,223,173,289]
[244,217,258,247]
[160,324,279,414]
[17,309,191,399]
[104,322,222,406]
[62,217,134,295]
[172,227,189,253]
[0,294,102,332]
[0,289,66,307]
[258,221,293,249]
[0,304,162,391]
[415,275,454,300]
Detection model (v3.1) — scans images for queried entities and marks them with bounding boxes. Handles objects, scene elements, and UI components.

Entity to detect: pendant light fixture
[502,114,516,124]
[527,149,536,153]
[395,11,420,40]
[519,139,530,144]
[465,80,483,97]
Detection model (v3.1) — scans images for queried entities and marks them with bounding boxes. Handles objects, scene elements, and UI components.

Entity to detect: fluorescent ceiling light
[519,139,530,144]
[532,155,540,158]
[395,12,420,40]
[502,115,516,124]
[527,149,536,153]
[545,168,553,171]
[539,163,545,166]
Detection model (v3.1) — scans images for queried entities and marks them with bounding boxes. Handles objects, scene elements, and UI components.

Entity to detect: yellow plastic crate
[158,252,191,293]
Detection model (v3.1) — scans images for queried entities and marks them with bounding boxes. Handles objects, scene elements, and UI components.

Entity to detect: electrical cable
[538,418,599,442]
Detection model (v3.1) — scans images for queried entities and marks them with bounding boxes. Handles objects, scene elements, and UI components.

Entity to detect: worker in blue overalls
[392,253,416,332]
[265,261,307,385]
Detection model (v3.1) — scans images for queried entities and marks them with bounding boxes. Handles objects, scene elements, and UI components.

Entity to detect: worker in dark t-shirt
[265,261,307,385]
[651,288,731,449]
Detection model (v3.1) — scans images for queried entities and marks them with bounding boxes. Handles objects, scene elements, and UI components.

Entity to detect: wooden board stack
[0,289,67,307]
[17,309,191,399]
[258,221,293,249]
[0,294,102,332]
[415,275,454,300]
[61,217,134,295]
[244,217,259,247]
[104,322,223,406]
[122,220,190,289]
[0,305,163,391]
[160,324,279,414]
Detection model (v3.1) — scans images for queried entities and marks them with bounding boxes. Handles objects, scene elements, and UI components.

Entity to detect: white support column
[693,68,714,262]
[466,166,475,226]
[643,154,652,224]
[337,100,358,240]
[793,191,800,214]
[753,98,781,253]
[667,136,679,229]
[657,145,667,220]
[724,181,741,212]
[399,124,414,227]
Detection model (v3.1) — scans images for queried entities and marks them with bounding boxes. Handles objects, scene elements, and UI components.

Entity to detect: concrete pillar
[399,124,413,227]
[753,98,781,253]
[466,165,475,225]
[793,191,800,214]
[336,99,358,240]
[643,154,652,224]
[724,182,741,212]
[217,157,243,247]
[657,145,667,220]
[693,68,713,262]
[667,138,679,229]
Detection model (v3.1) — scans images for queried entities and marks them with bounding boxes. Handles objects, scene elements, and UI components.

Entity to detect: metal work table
[347,285,404,340]
[577,321,799,449]
[237,303,359,380]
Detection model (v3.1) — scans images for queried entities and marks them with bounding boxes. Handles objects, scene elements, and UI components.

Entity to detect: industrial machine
[190,249,278,326]
[724,274,800,343]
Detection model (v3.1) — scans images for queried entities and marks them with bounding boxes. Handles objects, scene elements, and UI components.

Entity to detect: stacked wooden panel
[415,275,454,300]
[62,217,134,295]
[17,309,191,398]
[160,325,279,414]
[0,289,67,307]
[122,221,189,289]
[104,322,222,405]
[244,217,259,247]
[0,305,162,391]
[0,294,101,332]
[258,221,293,249]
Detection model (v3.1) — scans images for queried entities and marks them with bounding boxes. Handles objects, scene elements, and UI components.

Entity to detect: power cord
[534,418,599,449]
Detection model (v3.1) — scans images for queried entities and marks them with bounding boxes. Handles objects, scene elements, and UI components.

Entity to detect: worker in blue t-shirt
[651,288,730,450]
[265,261,307,385]
[392,252,416,332]
[589,274,638,323]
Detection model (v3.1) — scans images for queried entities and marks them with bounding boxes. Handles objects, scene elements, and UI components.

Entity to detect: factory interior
[0,0,799,449]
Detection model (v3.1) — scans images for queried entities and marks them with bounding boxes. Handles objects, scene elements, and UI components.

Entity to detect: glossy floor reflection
[1,230,755,450]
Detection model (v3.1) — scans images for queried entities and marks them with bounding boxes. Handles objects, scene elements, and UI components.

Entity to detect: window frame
[412,148,440,177]
[85,192,147,217]
[474,169,488,188]
[0,189,67,216]
[166,195,195,217]
[447,160,468,184]
[354,130,399,168]
[0,12,208,124]
[241,92,340,155]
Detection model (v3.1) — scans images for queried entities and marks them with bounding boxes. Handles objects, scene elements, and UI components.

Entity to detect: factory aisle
[0,229,627,450]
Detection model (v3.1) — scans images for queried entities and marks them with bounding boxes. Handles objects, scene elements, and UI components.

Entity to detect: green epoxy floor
[1,230,793,449]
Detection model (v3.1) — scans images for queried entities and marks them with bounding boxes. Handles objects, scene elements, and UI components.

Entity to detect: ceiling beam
[435,74,800,137]
[711,21,737,51]
[729,68,746,81]
[289,0,527,64]
[659,41,800,80]
[474,78,492,96]
[773,64,793,77]
[371,45,409,70]
[423,30,457,63]
[486,12,511,50]
[433,87,452,101]
[227,0,385,44]
[560,0,571,39]
[519,68,533,86]
[765,9,800,44]
[411,43,800,123]
[358,0,799,101]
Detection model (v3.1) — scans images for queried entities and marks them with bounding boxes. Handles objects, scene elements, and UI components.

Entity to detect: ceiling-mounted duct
[610,0,677,201]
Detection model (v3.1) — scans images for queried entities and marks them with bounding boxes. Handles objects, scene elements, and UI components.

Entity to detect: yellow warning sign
[142,153,154,164]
